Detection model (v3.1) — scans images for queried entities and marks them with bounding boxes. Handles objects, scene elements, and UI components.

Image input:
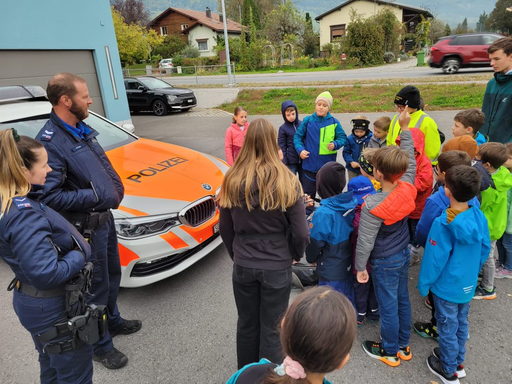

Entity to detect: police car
[0,85,227,288]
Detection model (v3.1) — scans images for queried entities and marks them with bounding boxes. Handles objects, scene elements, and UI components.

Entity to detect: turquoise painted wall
[0,0,130,123]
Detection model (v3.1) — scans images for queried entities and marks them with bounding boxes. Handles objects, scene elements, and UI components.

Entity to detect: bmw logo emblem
[202,183,212,191]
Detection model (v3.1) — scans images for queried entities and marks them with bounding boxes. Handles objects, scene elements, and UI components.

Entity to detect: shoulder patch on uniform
[12,197,32,210]
[40,128,55,142]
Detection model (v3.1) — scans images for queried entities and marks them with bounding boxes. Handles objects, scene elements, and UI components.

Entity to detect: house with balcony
[147,7,244,57]
[315,0,433,51]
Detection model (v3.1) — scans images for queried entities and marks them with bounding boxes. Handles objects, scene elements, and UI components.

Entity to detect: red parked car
[429,33,503,74]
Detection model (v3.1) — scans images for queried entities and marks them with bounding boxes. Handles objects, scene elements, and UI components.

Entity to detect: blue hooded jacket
[278,100,302,165]
[306,191,357,281]
[415,186,480,248]
[417,206,490,303]
[294,112,346,173]
[343,129,373,174]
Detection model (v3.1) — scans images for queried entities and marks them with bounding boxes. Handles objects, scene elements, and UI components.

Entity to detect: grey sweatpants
[481,240,497,291]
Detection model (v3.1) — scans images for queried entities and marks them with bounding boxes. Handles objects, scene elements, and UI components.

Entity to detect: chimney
[206,7,211,18]
[219,13,223,22]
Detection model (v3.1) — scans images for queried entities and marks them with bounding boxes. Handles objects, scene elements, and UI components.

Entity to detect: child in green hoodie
[496,143,512,279]
[473,142,512,299]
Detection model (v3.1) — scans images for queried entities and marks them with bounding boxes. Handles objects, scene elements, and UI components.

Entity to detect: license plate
[213,223,219,234]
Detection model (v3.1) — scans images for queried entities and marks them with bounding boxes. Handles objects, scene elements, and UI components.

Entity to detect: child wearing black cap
[387,85,441,165]
[306,161,358,306]
[343,115,373,180]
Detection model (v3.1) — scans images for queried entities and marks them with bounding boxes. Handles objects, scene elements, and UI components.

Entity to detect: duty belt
[7,278,65,298]
[61,209,111,232]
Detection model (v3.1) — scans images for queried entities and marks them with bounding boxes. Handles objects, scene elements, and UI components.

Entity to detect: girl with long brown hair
[218,118,310,369]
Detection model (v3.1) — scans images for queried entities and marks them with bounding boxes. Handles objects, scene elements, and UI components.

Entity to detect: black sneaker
[93,347,128,369]
[413,321,439,342]
[427,355,460,384]
[110,319,142,337]
[433,347,466,378]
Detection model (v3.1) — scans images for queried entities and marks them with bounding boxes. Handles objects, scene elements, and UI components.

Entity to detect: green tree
[303,12,319,57]
[111,7,162,65]
[476,11,489,32]
[263,0,304,45]
[241,0,261,29]
[444,23,452,36]
[428,18,449,43]
[486,0,512,35]
[371,9,401,55]
[152,34,187,59]
[454,18,468,34]
[110,0,149,26]
[344,10,385,65]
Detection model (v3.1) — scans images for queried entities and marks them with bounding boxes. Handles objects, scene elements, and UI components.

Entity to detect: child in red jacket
[225,106,249,165]
[397,128,433,265]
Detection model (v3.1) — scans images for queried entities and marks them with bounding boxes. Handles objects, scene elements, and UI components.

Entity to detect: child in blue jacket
[294,91,346,198]
[418,165,490,384]
[278,100,302,176]
[306,161,357,306]
[413,150,481,343]
[343,116,372,180]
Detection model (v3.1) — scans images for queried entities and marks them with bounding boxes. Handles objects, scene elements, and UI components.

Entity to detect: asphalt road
[1,110,511,383]
[165,60,494,87]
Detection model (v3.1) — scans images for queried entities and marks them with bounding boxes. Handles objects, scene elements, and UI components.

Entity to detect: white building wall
[188,25,240,57]
[318,0,402,48]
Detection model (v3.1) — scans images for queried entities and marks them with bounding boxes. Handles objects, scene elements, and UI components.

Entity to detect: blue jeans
[319,279,356,308]
[501,233,512,270]
[370,248,411,355]
[433,294,470,375]
[232,264,292,369]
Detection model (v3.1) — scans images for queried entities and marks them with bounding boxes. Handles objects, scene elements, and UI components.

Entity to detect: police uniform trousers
[86,214,123,356]
[13,289,93,384]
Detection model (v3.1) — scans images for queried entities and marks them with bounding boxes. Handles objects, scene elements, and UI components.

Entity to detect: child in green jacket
[496,143,512,278]
[474,143,512,299]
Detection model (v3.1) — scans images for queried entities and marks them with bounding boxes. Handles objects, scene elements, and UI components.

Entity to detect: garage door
[0,50,105,116]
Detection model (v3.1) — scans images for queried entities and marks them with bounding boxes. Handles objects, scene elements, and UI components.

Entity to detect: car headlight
[166,95,177,102]
[115,213,180,239]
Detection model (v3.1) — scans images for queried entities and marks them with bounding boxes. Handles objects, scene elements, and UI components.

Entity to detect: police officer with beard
[37,73,141,369]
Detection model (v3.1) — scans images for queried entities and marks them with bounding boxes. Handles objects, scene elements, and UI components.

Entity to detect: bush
[383,52,395,63]
[344,10,385,66]
[181,46,200,58]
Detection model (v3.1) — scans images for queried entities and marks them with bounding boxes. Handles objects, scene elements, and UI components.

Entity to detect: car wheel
[442,58,460,74]
[152,100,168,116]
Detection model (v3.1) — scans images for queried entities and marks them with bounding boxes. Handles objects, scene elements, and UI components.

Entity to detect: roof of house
[315,0,433,21]
[147,7,244,34]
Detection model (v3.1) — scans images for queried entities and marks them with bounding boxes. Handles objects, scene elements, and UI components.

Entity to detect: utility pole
[221,0,233,86]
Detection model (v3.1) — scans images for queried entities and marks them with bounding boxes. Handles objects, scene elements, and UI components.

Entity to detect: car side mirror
[138,86,146,91]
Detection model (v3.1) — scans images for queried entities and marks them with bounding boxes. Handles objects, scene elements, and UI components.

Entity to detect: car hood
[107,138,228,217]
[151,87,194,96]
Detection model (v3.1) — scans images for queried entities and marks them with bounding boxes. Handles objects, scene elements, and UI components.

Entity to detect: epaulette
[12,197,32,210]
[40,128,55,142]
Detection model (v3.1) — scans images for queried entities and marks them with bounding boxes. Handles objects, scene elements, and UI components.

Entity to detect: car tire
[152,99,168,116]
[442,58,461,74]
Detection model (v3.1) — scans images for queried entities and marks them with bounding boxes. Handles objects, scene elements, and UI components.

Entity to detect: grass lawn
[219,83,486,114]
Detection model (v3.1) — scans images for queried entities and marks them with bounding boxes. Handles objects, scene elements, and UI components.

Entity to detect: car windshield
[138,77,173,90]
[0,111,137,151]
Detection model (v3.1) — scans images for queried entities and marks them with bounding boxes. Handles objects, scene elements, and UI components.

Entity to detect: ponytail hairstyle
[0,129,43,213]
[232,106,247,124]
[265,286,357,384]
[217,118,302,211]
